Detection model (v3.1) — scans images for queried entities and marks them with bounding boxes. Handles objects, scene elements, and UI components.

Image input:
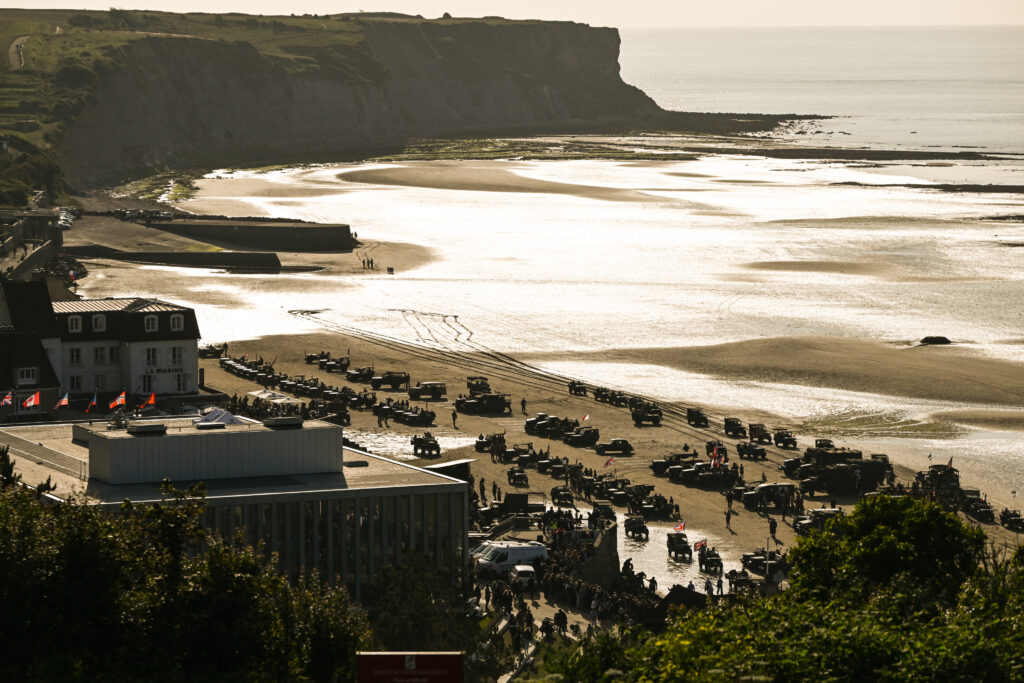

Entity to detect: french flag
[85,393,97,413]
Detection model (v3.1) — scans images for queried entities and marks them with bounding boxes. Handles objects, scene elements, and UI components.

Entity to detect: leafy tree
[0,445,21,488]
[788,494,984,607]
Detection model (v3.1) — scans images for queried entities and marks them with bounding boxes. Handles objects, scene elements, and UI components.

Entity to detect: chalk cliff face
[58,20,661,187]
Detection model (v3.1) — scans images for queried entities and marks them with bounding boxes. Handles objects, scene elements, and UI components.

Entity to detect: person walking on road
[725,508,733,529]
[769,517,778,538]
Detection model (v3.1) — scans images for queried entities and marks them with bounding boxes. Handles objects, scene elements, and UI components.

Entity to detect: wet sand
[931,409,1024,431]
[338,162,665,203]
[745,260,886,275]
[525,336,1024,407]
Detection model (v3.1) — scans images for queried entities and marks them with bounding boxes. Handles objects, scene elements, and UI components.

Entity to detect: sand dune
[530,336,1024,406]
[338,162,664,202]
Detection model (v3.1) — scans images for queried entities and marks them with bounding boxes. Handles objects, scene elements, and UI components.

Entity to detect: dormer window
[68,315,82,333]
[170,313,184,332]
[92,314,106,332]
[144,314,158,333]
[16,367,37,386]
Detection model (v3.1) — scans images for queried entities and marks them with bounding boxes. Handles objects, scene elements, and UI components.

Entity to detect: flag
[138,392,156,410]
[22,391,40,408]
[54,393,70,409]
[0,391,11,406]
[674,521,685,532]
[85,393,97,413]
[711,445,721,469]
[694,539,707,552]
[582,414,590,422]
[604,456,615,468]
[109,391,126,410]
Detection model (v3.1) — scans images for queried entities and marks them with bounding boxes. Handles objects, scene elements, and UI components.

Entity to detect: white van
[509,565,538,591]
[475,541,547,577]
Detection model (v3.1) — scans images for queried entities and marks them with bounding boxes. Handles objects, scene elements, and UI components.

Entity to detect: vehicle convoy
[724,418,747,438]
[686,408,709,428]
[774,429,798,449]
[631,403,663,427]
[408,381,446,400]
[371,370,410,390]
[793,507,845,535]
[455,393,512,415]
[595,438,634,456]
[475,541,548,578]
[467,376,491,395]
[410,432,440,457]
[787,447,893,495]
[346,365,374,382]
[748,423,772,444]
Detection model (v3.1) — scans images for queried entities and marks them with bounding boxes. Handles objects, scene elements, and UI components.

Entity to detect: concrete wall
[7,240,56,281]
[86,422,343,484]
[156,222,353,252]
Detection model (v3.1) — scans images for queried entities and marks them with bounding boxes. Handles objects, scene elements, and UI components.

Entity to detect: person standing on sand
[521,397,527,415]
[725,509,732,529]
[769,517,778,538]
[452,409,458,428]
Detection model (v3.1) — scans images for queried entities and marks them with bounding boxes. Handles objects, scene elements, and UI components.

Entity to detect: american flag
[54,393,70,409]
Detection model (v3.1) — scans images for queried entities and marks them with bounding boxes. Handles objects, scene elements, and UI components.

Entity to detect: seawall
[63,245,282,270]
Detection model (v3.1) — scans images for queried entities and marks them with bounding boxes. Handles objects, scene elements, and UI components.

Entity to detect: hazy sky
[13,0,1024,28]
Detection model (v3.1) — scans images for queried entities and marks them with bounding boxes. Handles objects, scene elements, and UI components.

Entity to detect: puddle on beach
[344,429,477,461]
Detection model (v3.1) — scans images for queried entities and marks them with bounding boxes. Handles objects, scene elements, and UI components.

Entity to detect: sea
[78,26,1024,516]
[620,26,1024,154]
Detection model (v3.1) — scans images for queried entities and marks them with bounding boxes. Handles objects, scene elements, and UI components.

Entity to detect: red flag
[22,391,40,408]
[109,391,126,410]
[604,456,615,468]
[582,414,590,422]
[138,392,156,410]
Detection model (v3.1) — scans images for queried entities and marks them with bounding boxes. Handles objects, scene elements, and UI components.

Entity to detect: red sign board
[357,652,464,683]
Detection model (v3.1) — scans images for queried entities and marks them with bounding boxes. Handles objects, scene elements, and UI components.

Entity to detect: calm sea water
[620,26,1024,153]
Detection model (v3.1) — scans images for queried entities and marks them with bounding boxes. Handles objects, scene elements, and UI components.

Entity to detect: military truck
[563,427,600,448]
[624,515,649,540]
[724,417,747,438]
[410,433,440,457]
[742,482,799,511]
[550,486,574,508]
[345,365,374,382]
[793,507,845,536]
[631,404,663,427]
[567,380,588,396]
[667,533,693,561]
[748,423,772,444]
[408,381,447,400]
[774,429,798,449]
[371,371,410,390]
[650,452,699,477]
[595,438,634,456]
[456,393,512,415]
[736,442,767,460]
[686,408,709,428]
[466,376,491,394]
[999,508,1024,532]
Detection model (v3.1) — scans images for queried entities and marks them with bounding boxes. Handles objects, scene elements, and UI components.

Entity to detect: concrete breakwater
[155,220,353,252]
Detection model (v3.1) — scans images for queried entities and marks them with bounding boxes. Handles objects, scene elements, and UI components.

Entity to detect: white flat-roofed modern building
[0,416,469,602]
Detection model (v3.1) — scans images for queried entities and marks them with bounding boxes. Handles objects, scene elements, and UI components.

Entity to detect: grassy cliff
[0,9,792,199]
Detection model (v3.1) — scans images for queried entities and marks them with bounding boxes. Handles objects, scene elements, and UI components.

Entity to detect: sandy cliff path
[8,35,28,70]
